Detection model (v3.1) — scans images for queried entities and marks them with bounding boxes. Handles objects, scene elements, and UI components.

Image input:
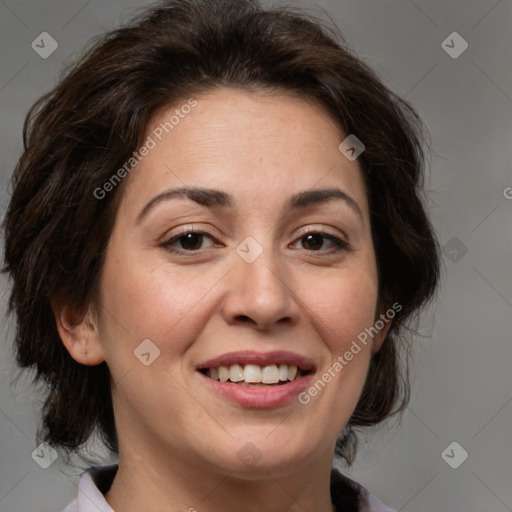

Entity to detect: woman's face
[93,87,387,476]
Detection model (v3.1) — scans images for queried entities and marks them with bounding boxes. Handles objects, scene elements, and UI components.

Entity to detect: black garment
[330,468,362,511]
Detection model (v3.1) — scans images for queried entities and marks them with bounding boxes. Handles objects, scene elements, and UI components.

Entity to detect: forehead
[117,87,369,221]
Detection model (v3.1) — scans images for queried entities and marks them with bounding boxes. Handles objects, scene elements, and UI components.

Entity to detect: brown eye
[301,233,324,250]
[291,231,349,253]
[162,231,217,252]
[178,232,204,250]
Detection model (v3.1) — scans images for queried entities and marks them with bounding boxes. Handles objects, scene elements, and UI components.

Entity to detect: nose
[221,248,300,331]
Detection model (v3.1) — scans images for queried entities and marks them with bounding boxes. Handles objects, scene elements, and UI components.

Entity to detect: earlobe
[370,311,393,355]
[51,297,105,366]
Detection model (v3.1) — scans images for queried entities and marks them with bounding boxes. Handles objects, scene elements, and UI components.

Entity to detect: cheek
[96,256,217,429]
[294,274,378,441]
[301,265,379,351]
[97,251,223,365]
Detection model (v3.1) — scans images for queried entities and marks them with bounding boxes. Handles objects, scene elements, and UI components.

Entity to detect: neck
[105,441,336,512]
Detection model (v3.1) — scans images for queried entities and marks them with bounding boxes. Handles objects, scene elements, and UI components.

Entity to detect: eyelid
[160,226,223,253]
[159,224,350,255]
[289,226,350,252]
[161,223,218,240]
[294,224,349,242]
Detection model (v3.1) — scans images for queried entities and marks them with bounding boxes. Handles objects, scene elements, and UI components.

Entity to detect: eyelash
[160,229,349,254]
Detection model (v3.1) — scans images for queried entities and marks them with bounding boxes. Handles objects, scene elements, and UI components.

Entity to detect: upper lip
[197,350,316,372]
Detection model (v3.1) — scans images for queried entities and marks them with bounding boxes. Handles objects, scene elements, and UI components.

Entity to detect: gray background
[1,0,511,511]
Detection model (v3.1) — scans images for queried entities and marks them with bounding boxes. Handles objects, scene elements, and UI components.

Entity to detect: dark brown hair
[3,0,440,474]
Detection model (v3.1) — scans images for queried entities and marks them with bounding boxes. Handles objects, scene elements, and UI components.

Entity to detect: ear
[51,296,105,366]
[370,308,394,355]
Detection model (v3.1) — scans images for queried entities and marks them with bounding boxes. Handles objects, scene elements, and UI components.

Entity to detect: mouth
[199,364,313,386]
[196,350,316,387]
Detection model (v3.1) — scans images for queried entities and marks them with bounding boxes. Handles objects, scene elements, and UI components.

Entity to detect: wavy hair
[3,0,440,471]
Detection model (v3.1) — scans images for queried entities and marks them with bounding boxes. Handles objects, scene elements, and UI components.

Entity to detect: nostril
[235,315,253,323]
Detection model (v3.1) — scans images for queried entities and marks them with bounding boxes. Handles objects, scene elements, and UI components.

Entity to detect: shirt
[61,464,396,512]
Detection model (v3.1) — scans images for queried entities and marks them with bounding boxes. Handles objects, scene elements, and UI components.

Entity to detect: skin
[55,87,391,512]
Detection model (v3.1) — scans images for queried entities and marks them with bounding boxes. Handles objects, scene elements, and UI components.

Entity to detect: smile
[200,364,311,386]
[196,350,316,407]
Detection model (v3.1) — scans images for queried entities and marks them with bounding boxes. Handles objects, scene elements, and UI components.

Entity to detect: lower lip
[198,371,313,408]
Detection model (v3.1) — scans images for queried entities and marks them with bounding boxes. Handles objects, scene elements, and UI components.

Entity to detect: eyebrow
[288,188,363,223]
[136,186,363,224]
[136,187,232,223]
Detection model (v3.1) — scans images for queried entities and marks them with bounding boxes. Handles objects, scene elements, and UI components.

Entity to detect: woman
[2,0,440,510]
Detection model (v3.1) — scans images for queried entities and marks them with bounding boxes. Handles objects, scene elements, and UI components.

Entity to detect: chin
[205,434,321,478]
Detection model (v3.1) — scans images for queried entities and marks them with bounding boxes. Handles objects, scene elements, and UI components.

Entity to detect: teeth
[205,364,301,384]
[261,364,279,384]
[229,364,243,382]
[219,366,229,382]
[278,364,288,382]
[244,364,261,383]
